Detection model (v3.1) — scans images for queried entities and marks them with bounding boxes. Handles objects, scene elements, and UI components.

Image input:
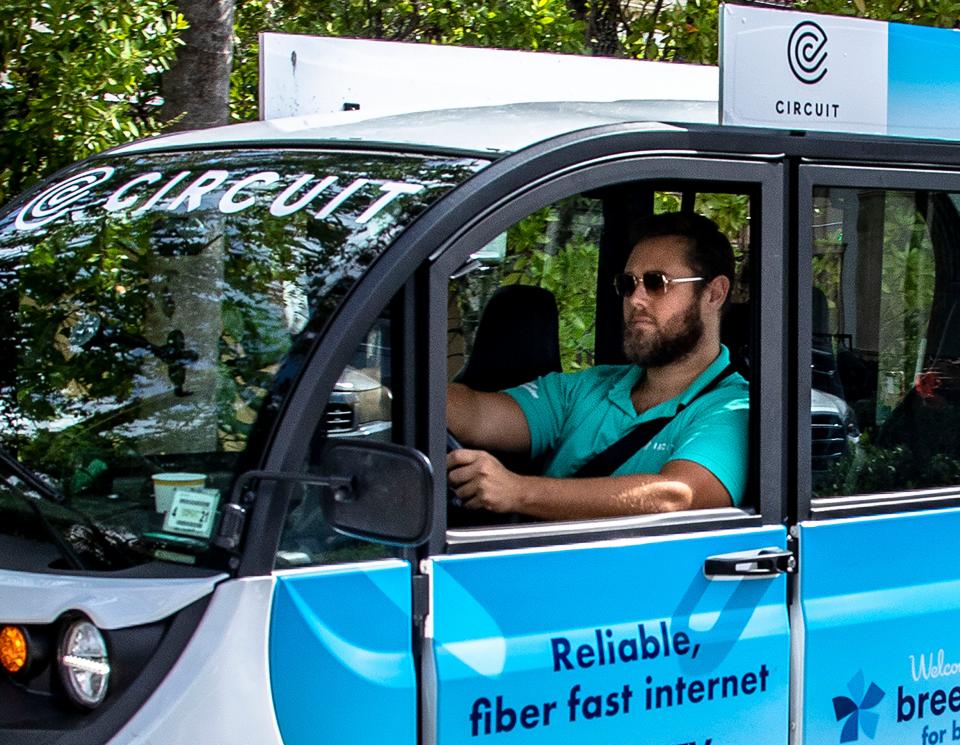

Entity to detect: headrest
[454,284,562,392]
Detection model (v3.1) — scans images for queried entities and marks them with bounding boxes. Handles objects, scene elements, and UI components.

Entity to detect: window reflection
[0,150,484,569]
[812,187,960,495]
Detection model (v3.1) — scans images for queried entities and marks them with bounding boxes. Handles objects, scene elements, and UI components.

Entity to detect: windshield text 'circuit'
[14,167,426,230]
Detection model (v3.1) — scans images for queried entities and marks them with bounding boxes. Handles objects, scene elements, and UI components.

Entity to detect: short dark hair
[627,211,736,292]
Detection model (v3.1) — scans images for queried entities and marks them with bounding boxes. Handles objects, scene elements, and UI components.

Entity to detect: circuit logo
[15,167,115,230]
[787,20,829,85]
[832,671,885,743]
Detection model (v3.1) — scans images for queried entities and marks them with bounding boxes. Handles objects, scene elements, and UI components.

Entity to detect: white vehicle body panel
[0,568,225,628]
[107,577,282,745]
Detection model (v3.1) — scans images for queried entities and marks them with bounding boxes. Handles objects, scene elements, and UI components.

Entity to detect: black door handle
[703,548,796,579]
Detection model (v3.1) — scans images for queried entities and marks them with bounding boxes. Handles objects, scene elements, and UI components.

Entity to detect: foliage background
[5,0,960,206]
[0,1,186,205]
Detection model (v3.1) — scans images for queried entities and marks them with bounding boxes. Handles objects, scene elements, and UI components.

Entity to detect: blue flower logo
[833,670,885,742]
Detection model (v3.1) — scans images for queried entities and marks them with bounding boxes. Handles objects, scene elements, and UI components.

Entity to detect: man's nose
[625,282,651,308]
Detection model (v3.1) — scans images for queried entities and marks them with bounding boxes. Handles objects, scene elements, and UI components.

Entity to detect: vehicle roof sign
[259,34,718,121]
[722,4,960,141]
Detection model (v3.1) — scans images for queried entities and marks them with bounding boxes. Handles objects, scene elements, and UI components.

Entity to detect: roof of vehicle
[104,97,960,173]
[112,100,719,159]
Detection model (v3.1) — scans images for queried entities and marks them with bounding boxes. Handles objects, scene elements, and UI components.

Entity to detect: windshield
[0,148,486,570]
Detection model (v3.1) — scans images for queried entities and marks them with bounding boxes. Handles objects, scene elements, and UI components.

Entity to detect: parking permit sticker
[163,488,220,539]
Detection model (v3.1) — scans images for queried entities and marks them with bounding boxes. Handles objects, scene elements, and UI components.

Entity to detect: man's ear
[704,275,730,309]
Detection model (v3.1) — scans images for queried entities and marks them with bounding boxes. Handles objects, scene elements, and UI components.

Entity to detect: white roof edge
[109,101,713,157]
[109,37,721,157]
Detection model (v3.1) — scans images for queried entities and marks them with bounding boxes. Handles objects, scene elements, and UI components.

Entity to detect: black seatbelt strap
[572,363,737,479]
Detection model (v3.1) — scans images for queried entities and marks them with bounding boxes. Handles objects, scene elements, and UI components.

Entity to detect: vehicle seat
[454,284,562,392]
[718,300,758,511]
[878,299,960,461]
[450,284,561,526]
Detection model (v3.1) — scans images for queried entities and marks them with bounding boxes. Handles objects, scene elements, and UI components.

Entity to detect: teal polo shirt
[503,346,749,506]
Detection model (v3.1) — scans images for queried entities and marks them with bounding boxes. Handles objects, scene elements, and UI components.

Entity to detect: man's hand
[447,448,527,513]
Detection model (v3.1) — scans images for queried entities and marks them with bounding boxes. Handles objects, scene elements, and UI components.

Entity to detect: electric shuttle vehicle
[4,7,960,744]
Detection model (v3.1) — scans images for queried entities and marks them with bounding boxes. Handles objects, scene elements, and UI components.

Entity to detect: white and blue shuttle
[2,8,960,744]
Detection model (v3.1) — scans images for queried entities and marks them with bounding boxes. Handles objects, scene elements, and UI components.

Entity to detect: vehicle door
[795,163,960,745]
[422,141,792,745]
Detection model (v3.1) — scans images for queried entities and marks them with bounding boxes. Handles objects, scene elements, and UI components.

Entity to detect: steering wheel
[446,429,464,453]
[445,430,528,525]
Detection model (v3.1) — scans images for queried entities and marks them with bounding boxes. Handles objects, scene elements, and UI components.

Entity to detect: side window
[275,309,396,567]
[811,187,960,496]
[447,182,754,527]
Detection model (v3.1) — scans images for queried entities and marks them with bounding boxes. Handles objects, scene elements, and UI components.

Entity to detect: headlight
[58,618,110,708]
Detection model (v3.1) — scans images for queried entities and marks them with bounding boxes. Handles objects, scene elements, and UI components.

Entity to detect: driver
[446,211,749,520]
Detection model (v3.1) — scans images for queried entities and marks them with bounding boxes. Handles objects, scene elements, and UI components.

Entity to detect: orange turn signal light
[0,625,28,674]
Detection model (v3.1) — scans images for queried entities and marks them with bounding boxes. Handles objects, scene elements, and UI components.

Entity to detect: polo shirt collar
[609,345,733,420]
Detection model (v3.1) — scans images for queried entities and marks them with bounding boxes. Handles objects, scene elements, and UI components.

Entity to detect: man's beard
[623,300,704,368]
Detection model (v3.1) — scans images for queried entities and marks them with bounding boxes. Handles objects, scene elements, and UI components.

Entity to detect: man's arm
[447,382,531,452]
[447,449,731,520]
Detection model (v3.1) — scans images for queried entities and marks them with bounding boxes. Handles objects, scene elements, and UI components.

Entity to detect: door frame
[428,151,789,555]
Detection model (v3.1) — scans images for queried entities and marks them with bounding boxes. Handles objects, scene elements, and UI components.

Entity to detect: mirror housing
[315,440,433,546]
[227,441,433,549]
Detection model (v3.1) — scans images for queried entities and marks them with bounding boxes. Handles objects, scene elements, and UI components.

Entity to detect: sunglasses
[613,271,705,298]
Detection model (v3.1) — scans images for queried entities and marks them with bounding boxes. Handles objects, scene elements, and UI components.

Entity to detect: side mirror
[225,441,434,550]
[315,440,433,546]
[221,438,433,551]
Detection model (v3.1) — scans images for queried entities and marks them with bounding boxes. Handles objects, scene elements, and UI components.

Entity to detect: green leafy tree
[803,0,960,24]
[0,1,186,205]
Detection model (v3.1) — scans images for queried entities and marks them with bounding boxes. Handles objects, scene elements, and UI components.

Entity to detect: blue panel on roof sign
[269,561,416,745]
[887,24,960,140]
[429,526,790,744]
[799,508,960,745]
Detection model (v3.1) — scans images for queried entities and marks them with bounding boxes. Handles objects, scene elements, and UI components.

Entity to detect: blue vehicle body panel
[799,508,960,745]
[269,560,417,745]
[429,526,790,744]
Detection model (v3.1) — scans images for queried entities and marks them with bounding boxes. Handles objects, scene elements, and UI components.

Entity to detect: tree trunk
[160,0,236,131]
[149,1,234,453]
[589,0,623,57]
